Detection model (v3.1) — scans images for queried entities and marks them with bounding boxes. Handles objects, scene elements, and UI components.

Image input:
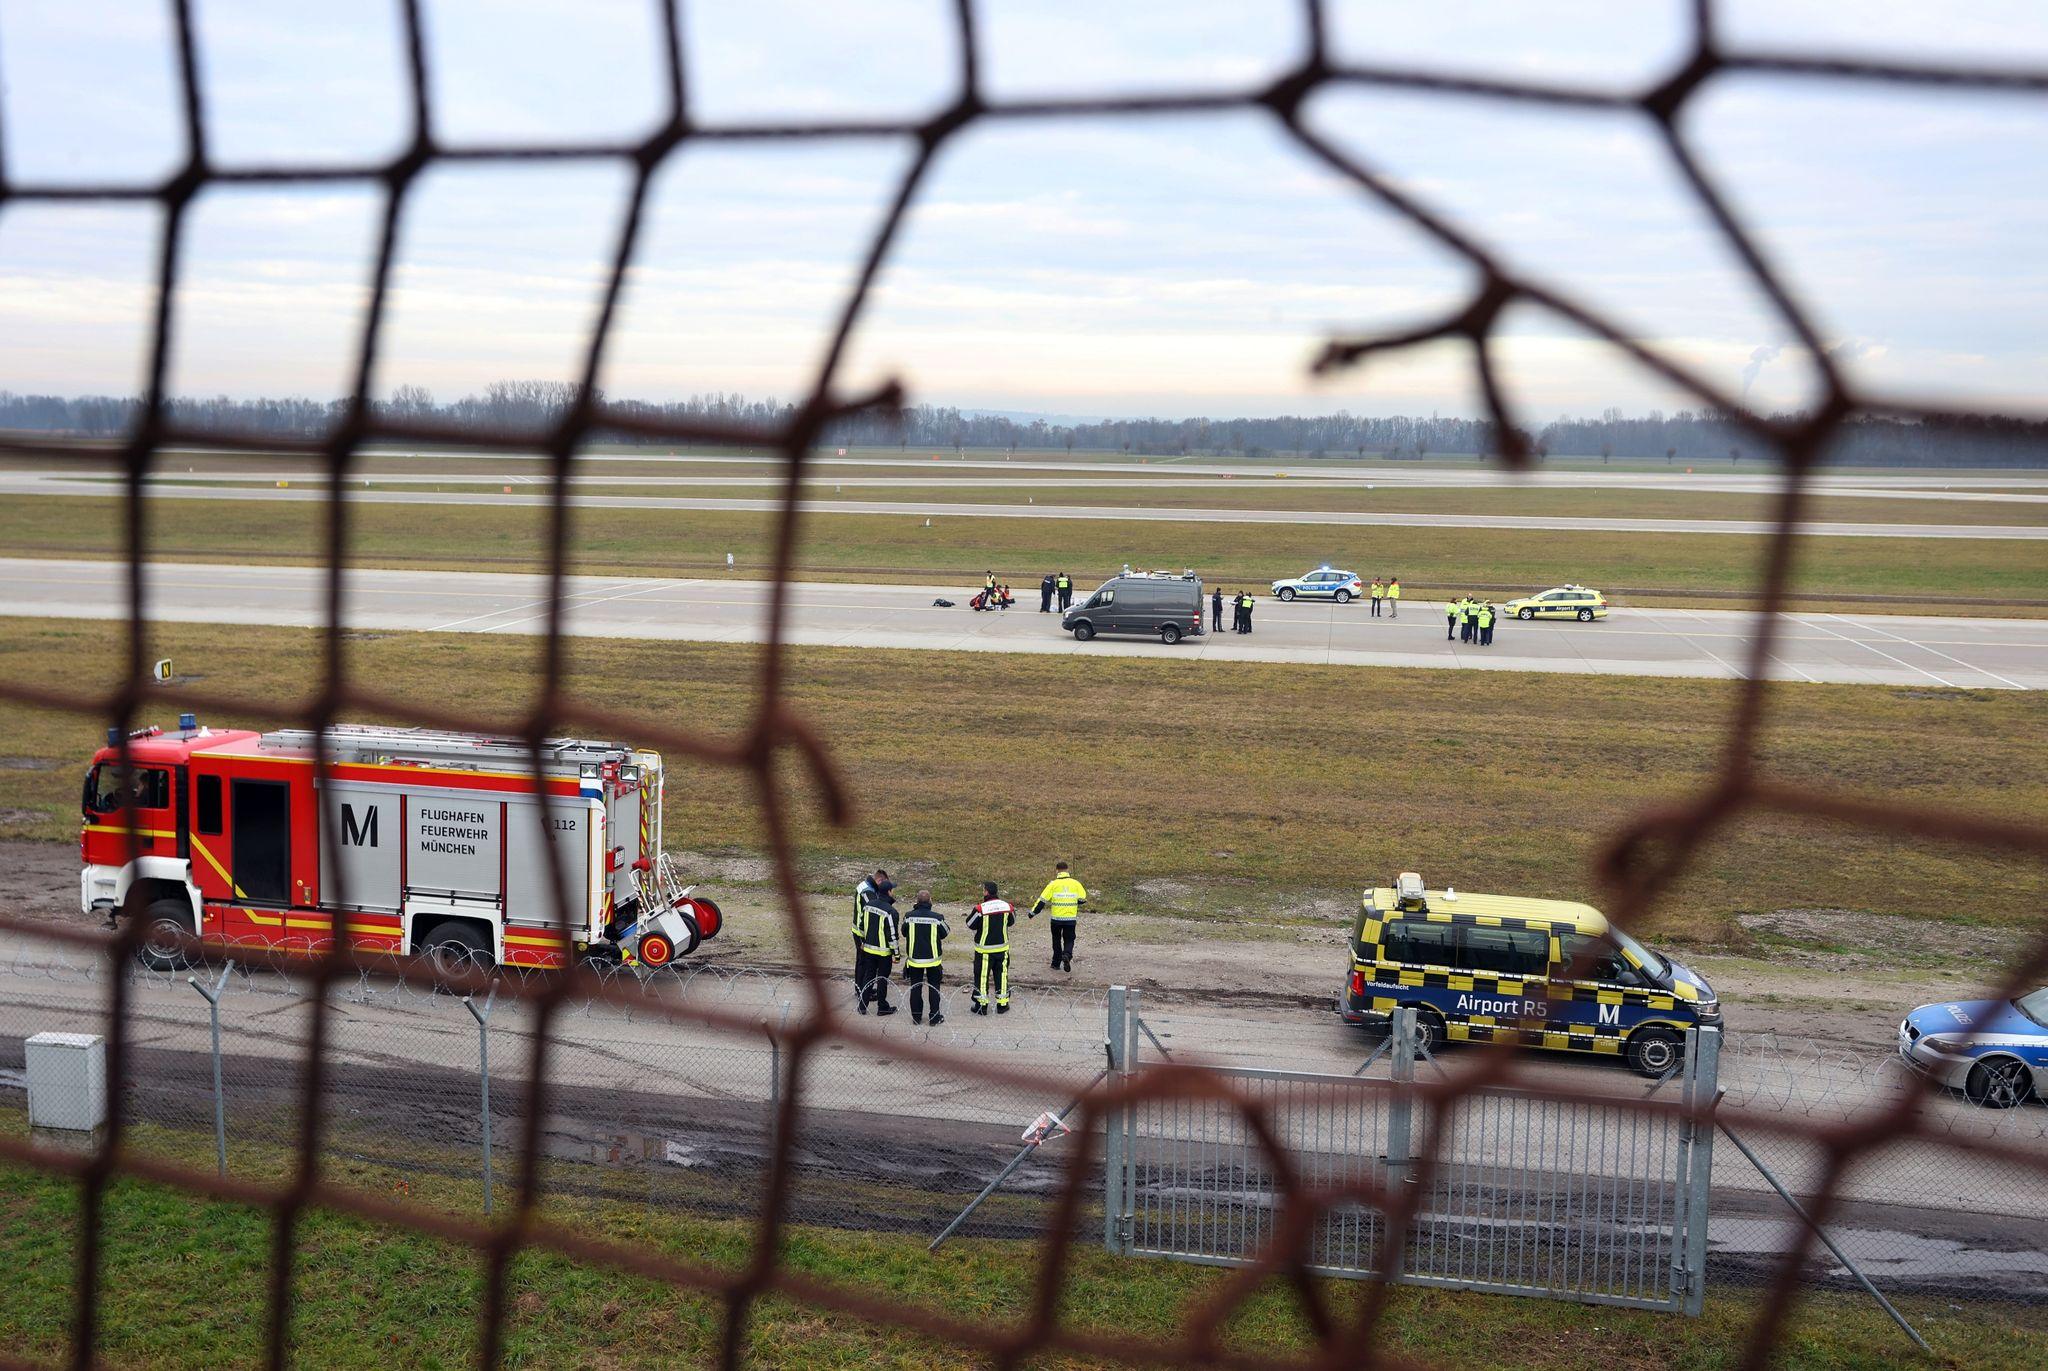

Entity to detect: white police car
[1898,987,2048,1107]
[1271,567,1365,603]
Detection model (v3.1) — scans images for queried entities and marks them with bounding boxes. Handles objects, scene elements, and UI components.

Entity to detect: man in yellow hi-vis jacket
[1032,861,1089,972]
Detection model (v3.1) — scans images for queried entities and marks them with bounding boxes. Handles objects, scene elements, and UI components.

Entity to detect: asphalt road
[83,446,2048,494]
[7,557,2044,689]
[2,469,2040,538]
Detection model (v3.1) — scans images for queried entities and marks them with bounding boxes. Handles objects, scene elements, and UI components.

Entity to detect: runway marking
[1792,614,1957,689]
[481,577,697,634]
[1826,612,2025,691]
[1668,607,1791,681]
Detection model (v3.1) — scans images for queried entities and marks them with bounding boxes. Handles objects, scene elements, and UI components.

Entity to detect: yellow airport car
[1499,584,1609,622]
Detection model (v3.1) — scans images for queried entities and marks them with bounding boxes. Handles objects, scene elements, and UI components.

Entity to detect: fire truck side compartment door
[318,784,402,913]
[407,796,502,903]
[503,796,598,936]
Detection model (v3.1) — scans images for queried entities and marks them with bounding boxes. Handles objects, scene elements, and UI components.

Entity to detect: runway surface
[3,469,2043,538]
[130,446,2048,491]
[7,557,2044,689]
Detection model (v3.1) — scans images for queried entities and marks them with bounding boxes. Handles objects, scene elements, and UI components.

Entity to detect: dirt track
[0,838,2011,1053]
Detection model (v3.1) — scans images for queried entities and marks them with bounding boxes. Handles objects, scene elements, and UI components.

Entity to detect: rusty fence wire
[0,1,2046,1369]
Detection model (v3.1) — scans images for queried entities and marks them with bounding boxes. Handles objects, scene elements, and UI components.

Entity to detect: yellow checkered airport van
[1337,873,1718,1077]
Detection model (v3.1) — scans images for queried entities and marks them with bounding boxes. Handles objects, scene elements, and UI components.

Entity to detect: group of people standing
[1211,587,1258,634]
[851,862,1089,1023]
[1367,578,1402,617]
[1448,595,1502,646]
[1038,572,1075,612]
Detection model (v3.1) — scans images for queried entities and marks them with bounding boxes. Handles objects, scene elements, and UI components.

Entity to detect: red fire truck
[80,717,721,974]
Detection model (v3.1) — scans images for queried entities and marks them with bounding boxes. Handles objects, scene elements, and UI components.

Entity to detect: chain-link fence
[1120,991,2048,1346]
[0,931,1109,1253]
[6,934,2043,1354]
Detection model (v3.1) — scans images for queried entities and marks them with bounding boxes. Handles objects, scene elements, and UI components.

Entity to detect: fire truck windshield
[85,763,169,814]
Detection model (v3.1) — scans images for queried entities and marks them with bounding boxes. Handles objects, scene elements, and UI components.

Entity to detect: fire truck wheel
[638,932,676,968]
[137,898,193,972]
[422,921,492,984]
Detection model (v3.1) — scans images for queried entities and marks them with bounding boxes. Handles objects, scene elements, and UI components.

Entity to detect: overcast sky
[1,0,2043,420]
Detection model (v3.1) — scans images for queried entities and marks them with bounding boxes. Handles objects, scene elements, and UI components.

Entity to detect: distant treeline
[3,382,2043,468]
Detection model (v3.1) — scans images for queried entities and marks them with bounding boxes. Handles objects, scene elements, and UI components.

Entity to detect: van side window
[1381,918,1455,966]
[1089,590,1114,607]
[195,774,223,835]
[1459,925,1549,977]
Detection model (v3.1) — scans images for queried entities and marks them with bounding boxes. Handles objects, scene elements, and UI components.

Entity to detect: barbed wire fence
[0,1,2043,1369]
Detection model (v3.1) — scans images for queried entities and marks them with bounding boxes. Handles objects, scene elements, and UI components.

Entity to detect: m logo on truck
[341,804,379,848]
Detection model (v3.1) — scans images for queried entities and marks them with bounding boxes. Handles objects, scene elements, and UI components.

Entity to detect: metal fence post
[464,986,496,1217]
[768,1000,789,1147]
[1104,985,1127,1254]
[1682,1025,1720,1316]
[1386,1006,1416,1188]
[185,960,233,1176]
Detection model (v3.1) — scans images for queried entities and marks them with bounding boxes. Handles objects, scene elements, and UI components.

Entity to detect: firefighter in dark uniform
[1040,573,1055,613]
[852,869,889,949]
[1056,572,1073,611]
[965,881,1015,1014]
[901,889,947,1025]
[1211,586,1224,632]
[852,872,899,1015]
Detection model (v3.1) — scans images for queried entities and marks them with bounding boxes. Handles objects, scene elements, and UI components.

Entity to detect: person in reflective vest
[1386,578,1401,618]
[1460,598,1479,643]
[1032,861,1088,972]
[1478,600,1497,647]
[853,885,899,1016]
[1370,578,1385,618]
[900,890,948,1026]
[1446,596,1461,641]
[853,869,890,946]
[1056,572,1073,610]
[966,882,1014,1014]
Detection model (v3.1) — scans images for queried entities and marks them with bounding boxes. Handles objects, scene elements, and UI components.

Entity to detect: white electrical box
[26,1032,107,1132]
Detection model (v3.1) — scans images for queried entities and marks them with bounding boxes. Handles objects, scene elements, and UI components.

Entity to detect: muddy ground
[6,837,2019,1056]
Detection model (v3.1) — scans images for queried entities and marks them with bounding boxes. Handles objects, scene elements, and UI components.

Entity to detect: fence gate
[1102,988,1717,1314]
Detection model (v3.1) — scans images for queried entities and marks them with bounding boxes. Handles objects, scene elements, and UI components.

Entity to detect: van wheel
[422,921,492,985]
[1577,608,1594,622]
[1334,589,1351,604]
[1160,623,1182,645]
[1073,622,1095,642]
[1627,1027,1683,1078]
[1402,1005,1447,1055]
[1518,607,1535,620]
[1277,587,1296,602]
[137,897,194,972]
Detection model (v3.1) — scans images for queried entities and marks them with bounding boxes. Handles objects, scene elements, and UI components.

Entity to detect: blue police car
[1271,566,1365,603]
[1898,987,2048,1107]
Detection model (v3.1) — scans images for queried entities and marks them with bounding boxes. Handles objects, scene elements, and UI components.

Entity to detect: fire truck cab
[80,718,720,974]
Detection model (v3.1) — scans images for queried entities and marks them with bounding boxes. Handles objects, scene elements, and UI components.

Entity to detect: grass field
[73,477,2048,527]
[4,494,2044,614]
[3,617,2041,949]
[0,1122,2031,1370]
